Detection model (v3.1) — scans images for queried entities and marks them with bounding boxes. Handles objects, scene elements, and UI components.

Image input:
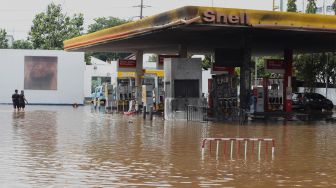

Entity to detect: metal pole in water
[244,140,248,160]
[143,106,147,119]
[272,140,275,160]
[258,140,262,160]
[230,140,234,159]
[202,147,205,160]
[187,106,189,121]
[201,139,206,160]
[149,106,153,120]
[216,140,219,160]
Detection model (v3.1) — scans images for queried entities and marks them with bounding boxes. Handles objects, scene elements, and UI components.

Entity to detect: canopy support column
[283,49,293,112]
[240,47,252,110]
[136,50,143,110]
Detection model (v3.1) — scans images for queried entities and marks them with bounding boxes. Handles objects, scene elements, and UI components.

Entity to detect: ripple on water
[1,105,336,187]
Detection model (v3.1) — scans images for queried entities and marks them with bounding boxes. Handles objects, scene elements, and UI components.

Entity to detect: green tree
[148,54,158,62]
[202,55,213,69]
[28,3,84,50]
[287,0,297,12]
[306,0,317,14]
[333,0,336,15]
[86,17,130,64]
[12,40,33,49]
[0,29,8,49]
[88,17,128,33]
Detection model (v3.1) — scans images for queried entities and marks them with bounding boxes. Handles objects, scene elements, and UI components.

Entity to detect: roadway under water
[1,105,336,187]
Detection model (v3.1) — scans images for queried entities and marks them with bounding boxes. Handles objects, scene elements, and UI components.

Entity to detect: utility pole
[273,0,279,11]
[280,0,284,11]
[140,0,143,19]
[134,0,151,19]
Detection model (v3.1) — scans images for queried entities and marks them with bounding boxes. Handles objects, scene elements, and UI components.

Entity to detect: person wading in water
[18,90,28,111]
[12,89,20,112]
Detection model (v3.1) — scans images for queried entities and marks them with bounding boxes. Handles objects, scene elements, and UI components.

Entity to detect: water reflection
[0,105,335,187]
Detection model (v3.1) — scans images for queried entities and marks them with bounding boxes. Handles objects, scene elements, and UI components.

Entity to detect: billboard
[24,56,58,90]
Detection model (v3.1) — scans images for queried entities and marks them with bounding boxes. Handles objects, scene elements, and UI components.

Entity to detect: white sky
[0,0,333,40]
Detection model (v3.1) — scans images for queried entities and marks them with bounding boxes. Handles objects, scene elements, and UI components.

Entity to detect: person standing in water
[18,90,28,111]
[12,89,20,112]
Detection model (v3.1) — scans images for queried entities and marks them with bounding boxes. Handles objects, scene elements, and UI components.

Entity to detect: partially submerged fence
[186,105,208,122]
[201,138,275,160]
[186,105,247,124]
[214,107,248,125]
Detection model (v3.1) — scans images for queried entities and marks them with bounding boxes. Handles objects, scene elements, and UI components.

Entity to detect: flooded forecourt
[1,105,336,187]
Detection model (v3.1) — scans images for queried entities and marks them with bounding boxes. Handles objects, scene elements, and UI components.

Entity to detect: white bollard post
[230,140,234,159]
[244,140,248,160]
[272,147,275,160]
[202,147,205,160]
[216,140,219,160]
[258,140,261,160]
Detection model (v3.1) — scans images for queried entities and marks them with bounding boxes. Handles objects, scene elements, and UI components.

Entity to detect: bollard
[230,139,234,159]
[143,106,147,119]
[149,107,153,121]
[216,140,219,160]
[201,139,206,160]
[272,140,275,160]
[244,139,248,160]
[258,140,262,160]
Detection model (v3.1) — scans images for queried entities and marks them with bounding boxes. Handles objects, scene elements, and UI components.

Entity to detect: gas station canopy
[64,6,336,55]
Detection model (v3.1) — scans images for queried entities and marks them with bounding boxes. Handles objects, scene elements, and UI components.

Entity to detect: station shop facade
[64,6,336,119]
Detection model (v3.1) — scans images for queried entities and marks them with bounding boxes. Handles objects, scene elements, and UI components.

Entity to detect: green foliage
[12,40,33,49]
[86,17,130,64]
[28,3,84,50]
[294,54,318,91]
[0,29,8,49]
[293,53,336,91]
[148,54,158,62]
[287,0,297,12]
[306,0,317,14]
[85,53,92,65]
[202,55,213,70]
[251,57,272,79]
[88,17,128,33]
[333,0,336,15]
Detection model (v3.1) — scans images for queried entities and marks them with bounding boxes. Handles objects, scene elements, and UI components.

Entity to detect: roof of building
[64,6,336,54]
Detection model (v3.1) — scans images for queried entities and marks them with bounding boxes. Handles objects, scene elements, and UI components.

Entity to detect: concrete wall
[0,49,84,105]
[202,69,213,97]
[164,58,203,120]
[298,87,336,105]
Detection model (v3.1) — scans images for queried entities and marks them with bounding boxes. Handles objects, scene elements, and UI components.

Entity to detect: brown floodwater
[1,105,336,187]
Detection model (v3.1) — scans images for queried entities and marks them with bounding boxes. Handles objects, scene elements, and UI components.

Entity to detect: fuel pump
[255,86,264,112]
[105,83,115,112]
[142,85,154,112]
[116,78,135,111]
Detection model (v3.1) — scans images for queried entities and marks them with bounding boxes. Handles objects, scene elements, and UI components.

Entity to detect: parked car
[292,92,333,111]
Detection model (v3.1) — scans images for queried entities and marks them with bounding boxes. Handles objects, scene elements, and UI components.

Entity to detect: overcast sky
[0,0,333,40]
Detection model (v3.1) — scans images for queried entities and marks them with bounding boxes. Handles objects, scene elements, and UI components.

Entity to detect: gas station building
[64,6,336,119]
